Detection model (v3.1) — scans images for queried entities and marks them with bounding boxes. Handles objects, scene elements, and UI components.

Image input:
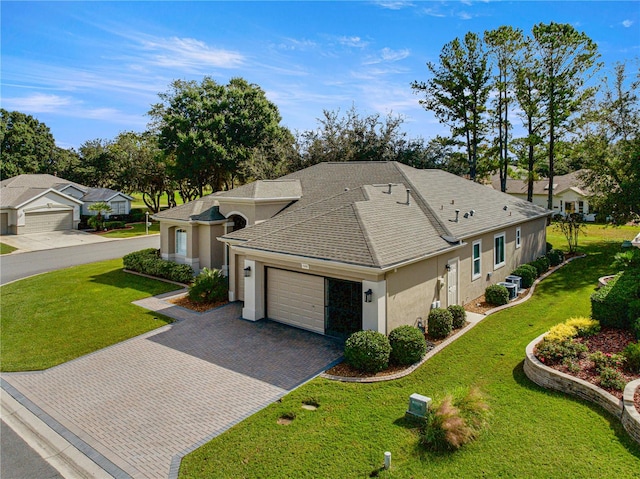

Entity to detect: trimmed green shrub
[535,339,587,365]
[344,330,391,373]
[546,242,553,254]
[546,248,564,267]
[623,342,640,374]
[188,268,228,303]
[388,325,427,366]
[599,367,626,391]
[485,284,509,306]
[633,318,640,341]
[564,317,601,337]
[448,305,467,329]
[511,264,537,288]
[420,386,489,452]
[428,308,453,340]
[123,248,194,284]
[104,221,126,230]
[530,256,550,277]
[591,269,640,329]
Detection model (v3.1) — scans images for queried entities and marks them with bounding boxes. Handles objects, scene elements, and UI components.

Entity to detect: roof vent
[503,205,508,211]
[455,209,460,222]
[470,210,475,216]
[388,183,393,194]
[463,212,469,219]
[406,189,411,205]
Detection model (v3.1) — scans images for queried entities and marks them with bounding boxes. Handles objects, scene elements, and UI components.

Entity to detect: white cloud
[338,36,369,48]
[138,36,245,69]
[458,11,473,20]
[374,1,415,9]
[1,93,74,113]
[622,19,633,28]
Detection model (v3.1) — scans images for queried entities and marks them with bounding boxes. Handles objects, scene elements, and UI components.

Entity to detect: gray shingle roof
[221,162,549,268]
[152,195,226,222]
[216,179,302,200]
[491,170,591,196]
[82,188,133,202]
[0,174,86,192]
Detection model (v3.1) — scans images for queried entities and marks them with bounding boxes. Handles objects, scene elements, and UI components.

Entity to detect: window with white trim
[176,229,187,256]
[494,233,506,269]
[515,227,521,249]
[111,201,126,215]
[472,240,482,280]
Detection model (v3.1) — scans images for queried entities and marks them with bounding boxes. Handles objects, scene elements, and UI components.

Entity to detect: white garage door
[267,268,325,334]
[23,211,73,234]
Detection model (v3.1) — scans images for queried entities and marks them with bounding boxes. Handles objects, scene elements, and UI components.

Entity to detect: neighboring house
[491,170,596,221]
[0,174,133,235]
[154,162,551,338]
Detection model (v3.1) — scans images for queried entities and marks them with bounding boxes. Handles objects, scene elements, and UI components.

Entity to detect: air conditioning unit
[505,275,522,293]
[498,282,518,300]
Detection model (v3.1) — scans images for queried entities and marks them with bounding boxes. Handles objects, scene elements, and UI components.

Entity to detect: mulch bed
[537,327,640,412]
[464,289,530,315]
[168,295,228,312]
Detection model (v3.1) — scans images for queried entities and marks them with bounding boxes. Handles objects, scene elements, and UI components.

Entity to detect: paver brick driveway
[2,300,343,479]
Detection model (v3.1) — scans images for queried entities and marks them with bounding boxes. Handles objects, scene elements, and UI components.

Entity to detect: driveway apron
[1,300,343,479]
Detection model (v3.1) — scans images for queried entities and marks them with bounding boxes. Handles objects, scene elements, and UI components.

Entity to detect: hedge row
[123,248,194,284]
[591,268,640,330]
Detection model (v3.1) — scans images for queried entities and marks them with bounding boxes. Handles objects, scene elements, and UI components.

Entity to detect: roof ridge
[392,163,454,239]
[352,187,381,267]
[232,187,369,242]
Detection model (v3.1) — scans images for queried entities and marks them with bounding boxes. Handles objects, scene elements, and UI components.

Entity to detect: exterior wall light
[445,264,451,271]
[244,266,251,278]
[364,289,373,303]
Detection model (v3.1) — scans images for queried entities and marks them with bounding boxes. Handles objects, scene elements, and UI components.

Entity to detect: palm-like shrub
[388,325,427,366]
[428,308,453,340]
[188,268,228,303]
[344,330,391,373]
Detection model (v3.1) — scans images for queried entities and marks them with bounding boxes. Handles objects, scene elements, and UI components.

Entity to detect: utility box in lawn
[406,393,431,418]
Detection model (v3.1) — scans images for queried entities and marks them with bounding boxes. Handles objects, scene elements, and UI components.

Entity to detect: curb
[1,384,116,479]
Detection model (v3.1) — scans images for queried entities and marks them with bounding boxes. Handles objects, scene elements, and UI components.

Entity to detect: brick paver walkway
[2,298,343,479]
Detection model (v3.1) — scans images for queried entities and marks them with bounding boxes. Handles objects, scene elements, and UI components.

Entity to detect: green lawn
[0,259,179,371]
[0,242,17,254]
[179,226,640,478]
[99,222,160,238]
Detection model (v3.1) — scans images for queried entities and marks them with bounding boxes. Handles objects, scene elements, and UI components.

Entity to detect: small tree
[554,213,586,254]
[87,202,112,231]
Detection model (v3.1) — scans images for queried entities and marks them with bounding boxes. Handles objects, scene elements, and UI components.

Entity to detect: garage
[266,268,325,334]
[266,268,363,338]
[23,210,73,234]
[0,213,8,235]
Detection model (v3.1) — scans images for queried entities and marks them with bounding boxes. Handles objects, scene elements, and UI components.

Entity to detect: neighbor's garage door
[23,211,73,234]
[267,268,325,334]
[0,213,8,235]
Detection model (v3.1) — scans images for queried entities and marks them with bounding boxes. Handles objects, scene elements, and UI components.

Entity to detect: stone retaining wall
[622,379,640,444]
[524,334,640,445]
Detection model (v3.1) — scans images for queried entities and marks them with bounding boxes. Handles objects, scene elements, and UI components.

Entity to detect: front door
[447,258,459,306]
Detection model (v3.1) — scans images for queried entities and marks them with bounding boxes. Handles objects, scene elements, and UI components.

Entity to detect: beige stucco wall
[197,223,225,270]
[385,217,547,328]
[219,200,291,226]
[385,256,444,332]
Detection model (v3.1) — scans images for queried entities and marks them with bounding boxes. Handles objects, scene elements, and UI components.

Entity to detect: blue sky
[2,1,639,149]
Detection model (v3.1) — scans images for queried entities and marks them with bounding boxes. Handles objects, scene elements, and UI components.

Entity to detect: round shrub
[546,241,553,254]
[485,284,509,306]
[447,305,467,329]
[428,308,453,340]
[536,339,587,365]
[546,248,564,267]
[511,264,537,288]
[530,256,550,277]
[388,325,427,366]
[344,330,391,373]
[623,342,640,374]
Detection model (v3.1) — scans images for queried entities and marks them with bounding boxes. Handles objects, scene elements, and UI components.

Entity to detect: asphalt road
[1,420,63,479]
[0,235,160,285]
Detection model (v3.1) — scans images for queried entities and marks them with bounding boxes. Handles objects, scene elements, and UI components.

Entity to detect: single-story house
[491,170,596,221]
[154,162,551,338]
[0,174,133,235]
